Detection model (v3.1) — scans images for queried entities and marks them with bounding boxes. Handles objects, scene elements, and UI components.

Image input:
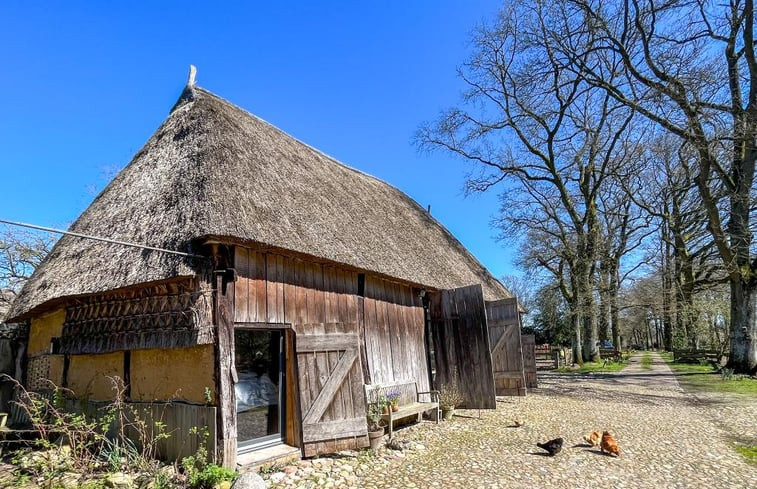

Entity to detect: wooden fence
[535,345,573,369]
[66,400,217,461]
[8,390,216,462]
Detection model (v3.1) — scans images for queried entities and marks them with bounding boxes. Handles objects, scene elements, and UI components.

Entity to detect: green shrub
[188,464,238,489]
[8,376,171,483]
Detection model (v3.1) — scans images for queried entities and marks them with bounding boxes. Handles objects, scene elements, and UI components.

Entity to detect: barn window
[357,274,365,297]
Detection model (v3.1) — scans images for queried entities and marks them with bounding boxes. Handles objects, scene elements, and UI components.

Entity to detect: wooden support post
[214,270,237,468]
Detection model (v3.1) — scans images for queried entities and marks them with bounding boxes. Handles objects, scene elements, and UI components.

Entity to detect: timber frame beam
[212,258,237,469]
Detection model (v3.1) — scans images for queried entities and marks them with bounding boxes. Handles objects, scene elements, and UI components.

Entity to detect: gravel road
[262,353,757,489]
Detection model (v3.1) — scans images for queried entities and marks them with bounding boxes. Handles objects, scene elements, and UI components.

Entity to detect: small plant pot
[368,428,384,450]
[441,408,455,421]
[391,404,399,412]
[382,406,389,414]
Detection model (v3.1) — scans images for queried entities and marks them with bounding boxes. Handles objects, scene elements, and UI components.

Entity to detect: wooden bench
[599,349,623,362]
[364,380,439,439]
[673,349,721,365]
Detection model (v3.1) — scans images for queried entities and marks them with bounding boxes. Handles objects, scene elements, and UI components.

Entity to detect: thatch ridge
[8,83,509,320]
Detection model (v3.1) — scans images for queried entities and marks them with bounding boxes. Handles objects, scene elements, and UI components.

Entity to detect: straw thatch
[8,80,510,320]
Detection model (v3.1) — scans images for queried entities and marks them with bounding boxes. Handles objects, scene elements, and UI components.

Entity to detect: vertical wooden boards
[60,400,216,462]
[387,283,404,383]
[363,277,381,383]
[266,254,285,323]
[232,247,267,323]
[486,298,526,396]
[231,245,430,456]
[361,277,429,391]
[234,248,249,323]
[521,334,537,388]
[430,284,496,409]
[295,333,368,457]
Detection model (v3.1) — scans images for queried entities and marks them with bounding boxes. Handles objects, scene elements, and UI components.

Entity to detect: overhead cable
[0,218,205,259]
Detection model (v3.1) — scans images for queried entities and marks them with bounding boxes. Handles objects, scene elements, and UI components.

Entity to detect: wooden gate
[521,334,537,388]
[430,285,496,409]
[486,298,526,396]
[295,331,368,456]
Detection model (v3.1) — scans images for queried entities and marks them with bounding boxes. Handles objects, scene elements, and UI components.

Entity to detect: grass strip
[641,352,652,370]
[661,355,757,396]
[555,360,626,374]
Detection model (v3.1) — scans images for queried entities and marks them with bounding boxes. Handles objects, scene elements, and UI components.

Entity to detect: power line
[0,218,206,260]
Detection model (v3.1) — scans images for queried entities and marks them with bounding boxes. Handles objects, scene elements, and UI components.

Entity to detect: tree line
[418,0,757,374]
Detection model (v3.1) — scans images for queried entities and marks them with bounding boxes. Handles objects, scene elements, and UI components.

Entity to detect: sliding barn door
[430,284,496,409]
[295,332,368,456]
[486,298,526,396]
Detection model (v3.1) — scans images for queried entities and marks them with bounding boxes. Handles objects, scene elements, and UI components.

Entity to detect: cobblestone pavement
[262,353,757,488]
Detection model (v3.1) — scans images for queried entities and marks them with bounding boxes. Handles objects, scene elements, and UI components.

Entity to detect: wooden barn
[6,69,519,467]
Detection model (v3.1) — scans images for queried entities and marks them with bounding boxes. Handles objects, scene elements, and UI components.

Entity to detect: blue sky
[0,1,517,279]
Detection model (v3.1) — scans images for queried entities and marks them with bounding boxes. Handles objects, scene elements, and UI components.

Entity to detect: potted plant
[386,392,400,412]
[366,387,386,450]
[439,381,464,421]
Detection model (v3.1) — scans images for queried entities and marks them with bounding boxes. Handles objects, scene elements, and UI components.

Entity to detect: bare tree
[596,175,650,349]
[516,228,584,360]
[0,226,53,320]
[622,134,724,349]
[499,273,536,308]
[418,0,636,362]
[555,0,757,372]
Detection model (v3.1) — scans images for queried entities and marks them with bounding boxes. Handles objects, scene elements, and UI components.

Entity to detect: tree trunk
[727,279,757,374]
[573,311,583,365]
[610,269,620,349]
[675,248,698,349]
[675,289,697,349]
[661,227,673,351]
[582,307,599,362]
[598,267,610,343]
[576,257,599,362]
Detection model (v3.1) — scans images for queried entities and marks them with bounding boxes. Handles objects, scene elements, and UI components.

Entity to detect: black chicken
[536,437,564,456]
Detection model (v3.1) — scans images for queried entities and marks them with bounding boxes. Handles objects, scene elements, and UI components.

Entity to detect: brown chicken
[600,431,621,457]
[583,430,602,447]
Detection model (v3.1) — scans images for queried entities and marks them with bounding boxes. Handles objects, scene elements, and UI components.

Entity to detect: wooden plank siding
[232,246,430,456]
[363,276,428,390]
[429,285,496,409]
[486,299,527,396]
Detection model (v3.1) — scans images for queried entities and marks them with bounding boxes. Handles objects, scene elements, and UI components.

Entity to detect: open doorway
[234,329,285,451]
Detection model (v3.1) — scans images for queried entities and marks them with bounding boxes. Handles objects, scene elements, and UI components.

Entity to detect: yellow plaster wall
[131,345,215,403]
[68,353,124,400]
[46,355,65,387]
[28,308,66,356]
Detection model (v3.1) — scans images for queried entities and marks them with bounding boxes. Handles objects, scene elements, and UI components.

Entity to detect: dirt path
[265,352,757,488]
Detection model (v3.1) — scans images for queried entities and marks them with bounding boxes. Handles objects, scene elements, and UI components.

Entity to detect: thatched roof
[8,77,510,321]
